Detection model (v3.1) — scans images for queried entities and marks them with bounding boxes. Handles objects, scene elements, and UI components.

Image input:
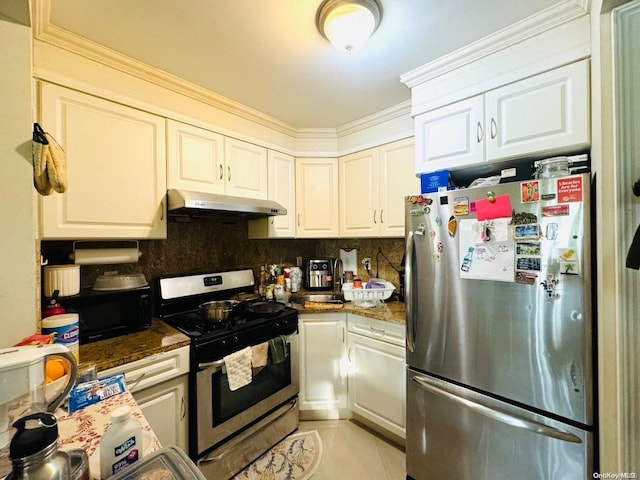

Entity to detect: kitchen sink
[289,294,344,305]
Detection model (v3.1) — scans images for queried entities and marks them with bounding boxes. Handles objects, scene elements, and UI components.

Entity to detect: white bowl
[43,265,80,297]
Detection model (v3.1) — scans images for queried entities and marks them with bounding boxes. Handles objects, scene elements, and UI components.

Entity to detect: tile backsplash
[41,218,405,300]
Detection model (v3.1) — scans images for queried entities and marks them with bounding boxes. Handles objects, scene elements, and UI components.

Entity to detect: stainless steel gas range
[157,269,299,479]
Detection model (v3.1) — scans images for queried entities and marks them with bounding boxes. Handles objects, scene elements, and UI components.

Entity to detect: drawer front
[99,346,190,393]
[347,314,405,347]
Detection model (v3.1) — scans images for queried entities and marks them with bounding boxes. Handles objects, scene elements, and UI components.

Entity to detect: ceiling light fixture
[316,0,382,53]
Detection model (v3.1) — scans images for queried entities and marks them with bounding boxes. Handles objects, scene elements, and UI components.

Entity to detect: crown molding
[400,0,591,88]
[337,100,412,137]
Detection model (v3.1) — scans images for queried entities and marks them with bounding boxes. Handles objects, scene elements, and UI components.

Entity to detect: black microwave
[59,286,152,344]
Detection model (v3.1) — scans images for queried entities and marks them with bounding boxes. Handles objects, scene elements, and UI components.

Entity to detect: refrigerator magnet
[516,256,541,271]
[453,197,469,216]
[514,224,541,240]
[516,242,541,256]
[557,176,583,202]
[542,204,570,216]
[515,271,538,285]
[447,216,457,237]
[521,181,540,203]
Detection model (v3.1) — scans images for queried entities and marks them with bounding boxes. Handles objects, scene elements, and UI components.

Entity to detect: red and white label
[556,176,583,203]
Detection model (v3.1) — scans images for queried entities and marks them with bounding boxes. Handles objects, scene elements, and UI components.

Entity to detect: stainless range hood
[167,189,286,219]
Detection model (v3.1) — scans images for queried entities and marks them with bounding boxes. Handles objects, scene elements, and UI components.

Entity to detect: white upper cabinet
[378,138,418,236]
[295,157,339,238]
[38,82,167,239]
[167,121,268,200]
[485,60,590,161]
[414,60,590,175]
[248,150,296,238]
[339,148,379,237]
[167,119,225,194]
[414,96,485,174]
[340,138,417,238]
[223,137,268,200]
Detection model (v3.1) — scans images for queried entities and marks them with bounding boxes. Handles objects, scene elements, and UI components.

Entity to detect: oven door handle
[197,358,226,371]
[198,397,298,465]
[197,334,296,372]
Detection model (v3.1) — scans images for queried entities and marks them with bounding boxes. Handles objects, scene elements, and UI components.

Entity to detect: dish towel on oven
[224,346,252,391]
[251,342,269,368]
[268,336,288,365]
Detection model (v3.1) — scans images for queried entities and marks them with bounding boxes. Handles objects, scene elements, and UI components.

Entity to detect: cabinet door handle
[219,164,223,180]
[373,210,377,224]
[160,200,164,221]
[297,214,300,226]
[490,118,497,139]
[380,209,384,224]
[369,326,386,337]
[228,166,231,182]
[477,121,483,143]
[342,327,345,343]
[348,347,352,362]
[180,395,186,420]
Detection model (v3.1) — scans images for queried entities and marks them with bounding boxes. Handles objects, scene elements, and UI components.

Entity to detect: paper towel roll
[71,248,141,265]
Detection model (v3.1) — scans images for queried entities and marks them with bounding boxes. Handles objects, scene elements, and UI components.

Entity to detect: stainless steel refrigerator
[405,172,595,479]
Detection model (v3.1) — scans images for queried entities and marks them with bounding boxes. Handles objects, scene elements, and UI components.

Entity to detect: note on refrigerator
[458,219,515,282]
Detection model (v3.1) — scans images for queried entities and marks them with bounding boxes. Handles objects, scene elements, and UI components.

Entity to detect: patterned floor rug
[233,430,323,480]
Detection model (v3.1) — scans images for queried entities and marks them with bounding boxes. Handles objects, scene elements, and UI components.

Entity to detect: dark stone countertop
[78,318,190,372]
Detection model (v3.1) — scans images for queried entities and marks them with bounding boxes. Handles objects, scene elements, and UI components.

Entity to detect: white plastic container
[100,406,143,479]
[43,265,80,297]
[41,313,79,362]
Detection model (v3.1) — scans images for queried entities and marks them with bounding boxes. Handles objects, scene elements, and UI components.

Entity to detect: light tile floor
[298,420,406,479]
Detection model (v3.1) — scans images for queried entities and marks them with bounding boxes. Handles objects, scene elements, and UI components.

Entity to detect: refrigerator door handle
[411,374,582,444]
[405,229,418,352]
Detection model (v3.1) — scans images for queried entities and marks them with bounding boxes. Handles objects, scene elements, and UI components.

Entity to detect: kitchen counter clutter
[56,391,161,480]
[292,295,406,325]
[79,319,190,372]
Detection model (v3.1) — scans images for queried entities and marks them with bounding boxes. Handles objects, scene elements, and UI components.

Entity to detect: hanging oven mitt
[32,123,52,195]
[44,131,68,193]
[32,123,68,195]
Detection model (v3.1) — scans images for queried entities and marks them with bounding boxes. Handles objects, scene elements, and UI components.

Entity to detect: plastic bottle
[99,406,143,479]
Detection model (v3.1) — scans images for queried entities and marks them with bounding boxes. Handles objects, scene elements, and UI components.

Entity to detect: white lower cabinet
[347,314,406,440]
[132,374,188,451]
[298,313,348,418]
[99,346,190,452]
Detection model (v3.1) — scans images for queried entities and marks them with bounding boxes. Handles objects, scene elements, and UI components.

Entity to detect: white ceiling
[48,0,561,129]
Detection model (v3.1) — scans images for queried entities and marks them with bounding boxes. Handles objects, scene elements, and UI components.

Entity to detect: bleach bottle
[99,406,142,479]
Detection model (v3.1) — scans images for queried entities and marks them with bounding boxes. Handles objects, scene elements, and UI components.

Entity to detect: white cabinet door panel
[348,332,406,438]
[339,148,379,237]
[167,120,224,193]
[133,375,188,452]
[485,60,589,160]
[299,313,347,415]
[378,138,417,237]
[414,95,484,174]
[295,158,339,238]
[39,82,166,239]
[224,138,268,199]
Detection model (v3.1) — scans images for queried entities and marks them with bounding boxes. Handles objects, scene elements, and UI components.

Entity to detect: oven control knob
[232,335,239,344]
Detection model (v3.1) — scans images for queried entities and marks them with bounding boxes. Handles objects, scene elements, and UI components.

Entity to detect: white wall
[0,13,38,346]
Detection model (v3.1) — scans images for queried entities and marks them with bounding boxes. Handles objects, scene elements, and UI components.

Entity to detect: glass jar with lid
[534,157,570,179]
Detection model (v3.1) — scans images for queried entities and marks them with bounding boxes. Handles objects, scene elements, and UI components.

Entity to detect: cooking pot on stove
[199,300,240,323]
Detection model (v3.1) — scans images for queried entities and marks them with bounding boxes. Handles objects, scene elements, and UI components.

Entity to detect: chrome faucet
[333,257,343,292]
